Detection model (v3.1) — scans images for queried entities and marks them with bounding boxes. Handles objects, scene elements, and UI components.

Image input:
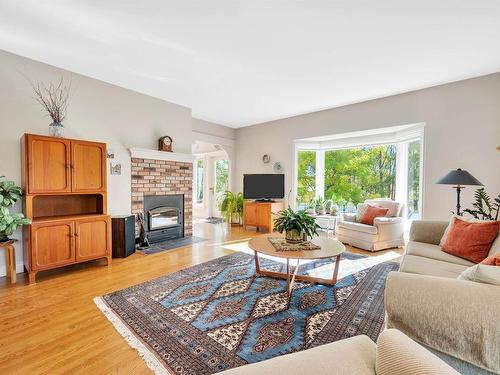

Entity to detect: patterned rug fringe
[93,297,172,375]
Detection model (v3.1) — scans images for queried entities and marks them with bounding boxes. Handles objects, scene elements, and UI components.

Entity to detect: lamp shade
[435,168,483,186]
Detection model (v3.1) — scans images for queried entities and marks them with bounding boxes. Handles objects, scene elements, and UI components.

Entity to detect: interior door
[75,216,111,261]
[31,220,75,270]
[71,140,106,192]
[27,135,71,194]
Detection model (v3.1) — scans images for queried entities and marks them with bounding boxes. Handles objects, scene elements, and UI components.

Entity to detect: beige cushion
[406,241,475,267]
[364,199,401,217]
[337,220,378,234]
[219,335,376,375]
[458,264,500,286]
[376,329,460,375]
[399,254,468,278]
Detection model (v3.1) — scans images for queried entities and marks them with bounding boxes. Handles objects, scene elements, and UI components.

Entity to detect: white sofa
[220,329,459,375]
[336,199,405,251]
[385,220,500,375]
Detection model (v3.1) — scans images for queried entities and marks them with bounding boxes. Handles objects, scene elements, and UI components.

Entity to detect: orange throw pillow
[359,204,389,226]
[441,217,500,263]
[481,255,500,266]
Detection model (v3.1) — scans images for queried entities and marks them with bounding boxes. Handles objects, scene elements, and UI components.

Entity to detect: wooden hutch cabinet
[21,134,111,284]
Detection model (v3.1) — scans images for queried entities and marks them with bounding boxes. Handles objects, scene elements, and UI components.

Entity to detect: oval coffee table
[248,234,345,297]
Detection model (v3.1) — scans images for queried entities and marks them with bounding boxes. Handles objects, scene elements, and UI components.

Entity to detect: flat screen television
[243,174,285,200]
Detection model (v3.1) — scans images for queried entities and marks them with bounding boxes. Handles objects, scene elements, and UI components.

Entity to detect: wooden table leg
[331,254,341,285]
[286,258,291,296]
[5,244,16,284]
[254,250,261,274]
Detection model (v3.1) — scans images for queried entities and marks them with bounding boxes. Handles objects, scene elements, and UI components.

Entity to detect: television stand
[243,200,284,232]
[255,198,276,203]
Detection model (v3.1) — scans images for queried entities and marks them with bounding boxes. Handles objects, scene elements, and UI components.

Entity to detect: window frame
[293,124,425,218]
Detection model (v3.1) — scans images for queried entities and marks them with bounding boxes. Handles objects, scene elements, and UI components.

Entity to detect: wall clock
[158,136,173,152]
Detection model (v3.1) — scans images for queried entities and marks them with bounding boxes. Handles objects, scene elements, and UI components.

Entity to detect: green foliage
[463,188,500,221]
[0,177,30,241]
[218,191,244,224]
[297,145,398,206]
[407,141,421,215]
[215,159,229,194]
[296,151,316,204]
[273,208,320,239]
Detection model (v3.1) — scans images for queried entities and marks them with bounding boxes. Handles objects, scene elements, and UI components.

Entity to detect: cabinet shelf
[32,213,109,223]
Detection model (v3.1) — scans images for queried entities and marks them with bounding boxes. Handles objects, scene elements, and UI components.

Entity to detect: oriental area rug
[95,252,398,375]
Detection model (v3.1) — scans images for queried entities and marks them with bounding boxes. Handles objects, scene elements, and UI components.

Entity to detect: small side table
[0,240,16,284]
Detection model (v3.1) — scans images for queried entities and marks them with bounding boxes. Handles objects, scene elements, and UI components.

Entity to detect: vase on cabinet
[49,122,64,137]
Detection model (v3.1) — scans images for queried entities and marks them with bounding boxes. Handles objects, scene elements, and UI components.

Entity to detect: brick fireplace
[130,149,193,239]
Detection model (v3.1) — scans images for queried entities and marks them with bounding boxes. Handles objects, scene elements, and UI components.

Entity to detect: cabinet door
[256,204,272,230]
[31,220,75,270]
[75,216,111,262]
[244,203,257,226]
[71,140,106,192]
[27,135,71,194]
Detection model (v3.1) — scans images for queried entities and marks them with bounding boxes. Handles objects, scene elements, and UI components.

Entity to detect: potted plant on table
[0,177,31,243]
[314,196,326,215]
[273,207,320,243]
[218,191,244,225]
[306,200,316,215]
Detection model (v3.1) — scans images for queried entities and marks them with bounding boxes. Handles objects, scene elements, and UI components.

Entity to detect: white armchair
[336,199,405,251]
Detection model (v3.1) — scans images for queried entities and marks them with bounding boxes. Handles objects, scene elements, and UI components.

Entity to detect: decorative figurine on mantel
[158,136,173,152]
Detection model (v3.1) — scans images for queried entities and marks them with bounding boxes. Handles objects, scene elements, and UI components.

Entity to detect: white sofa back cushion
[362,199,401,218]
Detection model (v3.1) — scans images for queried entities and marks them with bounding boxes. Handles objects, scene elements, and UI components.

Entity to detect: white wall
[192,118,236,140]
[235,73,500,220]
[0,49,232,276]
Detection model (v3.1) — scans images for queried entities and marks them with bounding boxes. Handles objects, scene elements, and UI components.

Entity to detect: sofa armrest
[385,271,500,373]
[409,220,448,245]
[373,216,404,225]
[376,329,460,375]
[373,217,404,242]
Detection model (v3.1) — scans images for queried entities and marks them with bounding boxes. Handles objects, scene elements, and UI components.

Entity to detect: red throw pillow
[359,204,389,226]
[441,217,500,263]
[481,255,500,266]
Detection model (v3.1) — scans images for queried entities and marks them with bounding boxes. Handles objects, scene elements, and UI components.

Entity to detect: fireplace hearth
[143,194,184,243]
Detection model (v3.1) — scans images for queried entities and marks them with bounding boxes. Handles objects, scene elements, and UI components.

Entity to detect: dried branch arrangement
[31,77,71,124]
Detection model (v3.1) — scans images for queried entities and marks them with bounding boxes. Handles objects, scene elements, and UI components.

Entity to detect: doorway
[192,141,231,220]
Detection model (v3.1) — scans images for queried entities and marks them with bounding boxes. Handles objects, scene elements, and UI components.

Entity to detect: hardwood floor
[0,223,402,375]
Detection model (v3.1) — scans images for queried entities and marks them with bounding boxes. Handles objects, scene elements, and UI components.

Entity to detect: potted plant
[0,177,31,242]
[324,199,333,214]
[273,207,320,243]
[218,191,244,225]
[314,196,326,215]
[306,200,316,215]
[31,77,71,138]
[464,188,500,220]
[330,203,339,216]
